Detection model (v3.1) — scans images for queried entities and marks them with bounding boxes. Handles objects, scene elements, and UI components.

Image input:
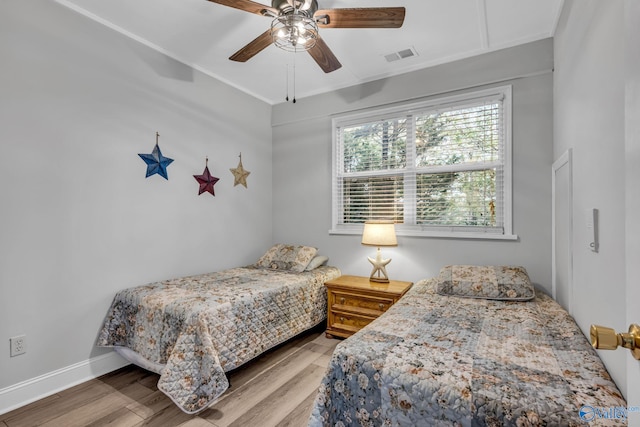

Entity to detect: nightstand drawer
[329,311,376,332]
[330,291,394,314]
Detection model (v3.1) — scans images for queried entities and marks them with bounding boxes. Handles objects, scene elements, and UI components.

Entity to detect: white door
[625,0,640,422]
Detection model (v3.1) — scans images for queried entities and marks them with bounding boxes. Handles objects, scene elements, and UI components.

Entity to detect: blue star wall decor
[138,132,174,180]
[194,157,220,196]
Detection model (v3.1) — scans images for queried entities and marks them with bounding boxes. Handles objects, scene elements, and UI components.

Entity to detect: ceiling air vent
[384,47,418,63]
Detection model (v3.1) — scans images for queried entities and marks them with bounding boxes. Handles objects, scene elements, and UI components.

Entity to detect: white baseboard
[0,351,130,416]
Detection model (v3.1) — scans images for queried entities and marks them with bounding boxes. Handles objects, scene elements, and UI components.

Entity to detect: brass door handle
[590,324,640,360]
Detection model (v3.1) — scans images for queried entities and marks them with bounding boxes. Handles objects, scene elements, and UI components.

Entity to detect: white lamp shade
[361,220,398,247]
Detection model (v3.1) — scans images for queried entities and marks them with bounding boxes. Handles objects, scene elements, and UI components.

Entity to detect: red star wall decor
[194,157,219,196]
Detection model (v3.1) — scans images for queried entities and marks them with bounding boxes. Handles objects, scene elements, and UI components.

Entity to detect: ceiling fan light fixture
[271,14,318,51]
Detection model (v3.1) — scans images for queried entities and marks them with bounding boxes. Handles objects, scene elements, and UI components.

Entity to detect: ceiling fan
[206,0,405,73]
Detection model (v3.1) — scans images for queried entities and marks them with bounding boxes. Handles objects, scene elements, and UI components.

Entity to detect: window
[331,86,515,239]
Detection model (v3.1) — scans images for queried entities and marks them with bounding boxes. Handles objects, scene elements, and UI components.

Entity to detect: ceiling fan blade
[308,37,342,73]
[229,29,274,62]
[315,7,405,28]
[206,0,278,17]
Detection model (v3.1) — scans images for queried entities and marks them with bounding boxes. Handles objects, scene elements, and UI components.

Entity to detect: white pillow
[304,255,329,271]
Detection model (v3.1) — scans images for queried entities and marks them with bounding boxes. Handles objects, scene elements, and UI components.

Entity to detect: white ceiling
[54,0,564,105]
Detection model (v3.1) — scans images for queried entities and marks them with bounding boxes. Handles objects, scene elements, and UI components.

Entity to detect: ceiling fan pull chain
[292,49,297,103]
[285,63,289,102]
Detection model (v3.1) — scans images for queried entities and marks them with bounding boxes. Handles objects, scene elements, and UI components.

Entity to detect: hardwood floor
[0,327,339,427]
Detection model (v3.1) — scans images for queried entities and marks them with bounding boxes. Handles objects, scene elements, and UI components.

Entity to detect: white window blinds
[332,86,514,239]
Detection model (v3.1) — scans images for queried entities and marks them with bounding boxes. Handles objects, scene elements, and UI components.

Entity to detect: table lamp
[361,220,397,283]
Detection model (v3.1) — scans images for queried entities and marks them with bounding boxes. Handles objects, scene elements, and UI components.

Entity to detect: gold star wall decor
[230,153,250,188]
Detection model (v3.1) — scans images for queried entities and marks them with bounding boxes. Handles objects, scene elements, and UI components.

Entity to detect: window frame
[330,85,517,240]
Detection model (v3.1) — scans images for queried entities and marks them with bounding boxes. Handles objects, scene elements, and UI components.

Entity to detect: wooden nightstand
[325,275,413,339]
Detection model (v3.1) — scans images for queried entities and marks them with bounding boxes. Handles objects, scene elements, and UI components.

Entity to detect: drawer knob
[379,303,385,310]
[340,297,345,304]
[340,317,345,323]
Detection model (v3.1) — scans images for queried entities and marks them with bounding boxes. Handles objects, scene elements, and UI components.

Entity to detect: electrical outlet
[10,335,26,357]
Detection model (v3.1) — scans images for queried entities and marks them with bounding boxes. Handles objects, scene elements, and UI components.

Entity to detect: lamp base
[367,247,392,284]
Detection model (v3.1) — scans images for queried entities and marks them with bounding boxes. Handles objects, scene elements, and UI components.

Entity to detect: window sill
[329,228,519,241]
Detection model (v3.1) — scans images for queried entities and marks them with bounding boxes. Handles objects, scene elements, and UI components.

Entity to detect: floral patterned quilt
[309,279,626,426]
[97,265,340,414]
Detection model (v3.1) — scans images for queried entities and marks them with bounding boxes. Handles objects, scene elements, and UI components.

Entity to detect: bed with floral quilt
[309,265,627,426]
[97,244,340,414]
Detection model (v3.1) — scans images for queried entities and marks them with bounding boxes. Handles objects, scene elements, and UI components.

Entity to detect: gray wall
[272,39,554,291]
[0,0,272,393]
[554,0,636,402]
